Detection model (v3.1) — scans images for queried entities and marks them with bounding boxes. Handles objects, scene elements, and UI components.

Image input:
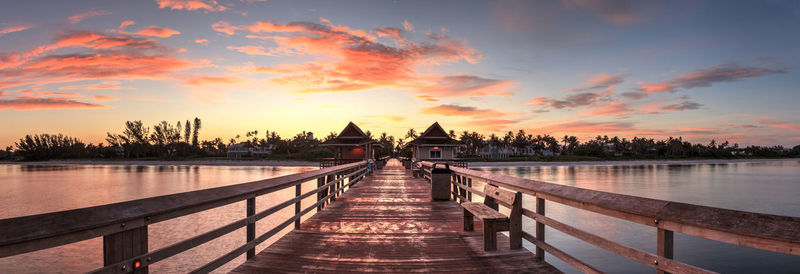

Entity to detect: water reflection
[0,164,316,273]
[474,160,800,273]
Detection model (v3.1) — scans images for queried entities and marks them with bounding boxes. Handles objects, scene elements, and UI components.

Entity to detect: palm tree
[192,117,201,147]
[405,128,418,139]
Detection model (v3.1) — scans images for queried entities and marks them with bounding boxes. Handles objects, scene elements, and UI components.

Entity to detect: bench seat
[461,184,522,251]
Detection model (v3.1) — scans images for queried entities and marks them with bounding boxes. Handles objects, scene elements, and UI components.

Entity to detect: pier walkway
[231,159,559,273]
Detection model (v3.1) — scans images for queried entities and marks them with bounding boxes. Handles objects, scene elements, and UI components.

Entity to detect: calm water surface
[1,160,799,273]
[0,164,317,273]
[473,159,800,273]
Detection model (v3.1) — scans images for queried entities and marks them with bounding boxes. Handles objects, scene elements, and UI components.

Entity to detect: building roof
[407,122,464,147]
[321,122,378,146]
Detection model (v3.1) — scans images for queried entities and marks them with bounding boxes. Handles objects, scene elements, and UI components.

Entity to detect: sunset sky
[1,0,799,147]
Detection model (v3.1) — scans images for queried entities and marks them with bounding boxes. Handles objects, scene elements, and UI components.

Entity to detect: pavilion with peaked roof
[407,122,464,161]
[321,122,379,161]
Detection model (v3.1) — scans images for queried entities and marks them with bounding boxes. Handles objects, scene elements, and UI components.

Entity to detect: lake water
[0,160,798,273]
[472,159,800,273]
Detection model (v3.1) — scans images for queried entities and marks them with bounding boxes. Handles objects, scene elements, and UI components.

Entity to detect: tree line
[3,122,799,161]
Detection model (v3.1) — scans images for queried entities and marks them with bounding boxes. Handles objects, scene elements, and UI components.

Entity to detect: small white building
[227,143,274,158]
[479,143,512,158]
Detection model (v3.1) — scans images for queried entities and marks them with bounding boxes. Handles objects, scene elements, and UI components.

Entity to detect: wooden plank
[536,197,545,261]
[233,159,559,273]
[462,202,508,220]
[103,226,147,273]
[246,198,255,259]
[483,184,517,206]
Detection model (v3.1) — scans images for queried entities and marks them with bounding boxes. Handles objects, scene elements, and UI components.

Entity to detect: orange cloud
[115,21,181,38]
[364,115,406,123]
[155,0,227,12]
[195,38,209,45]
[92,95,119,101]
[402,20,414,31]
[216,19,502,98]
[182,75,243,86]
[421,104,505,117]
[68,10,111,24]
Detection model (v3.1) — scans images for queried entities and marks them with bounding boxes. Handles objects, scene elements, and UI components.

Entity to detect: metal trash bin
[431,163,452,201]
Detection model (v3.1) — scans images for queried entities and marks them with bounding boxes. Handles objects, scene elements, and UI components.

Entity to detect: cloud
[217,18,504,98]
[528,90,613,109]
[0,30,193,94]
[624,64,785,98]
[154,0,227,12]
[402,20,414,31]
[68,10,112,24]
[469,119,518,131]
[760,120,800,131]
[195,38,209,45]
[0,97,108,110]
[534,120,665,136]
[0,91,7,97]
[421,104,505,117]
[364,115,406,123]
[0,23,33,38]
[115,21,181,38]
[92,95,119,101]
[182,75,244,86]
[579,101,633,116]
[565,73,624,92]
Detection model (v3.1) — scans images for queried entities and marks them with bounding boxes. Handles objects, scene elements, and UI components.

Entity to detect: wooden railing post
[327,174,336,202]
[510,192,523,249]
[104,225,148,273]
[294,184,301,229]
[536,197,545,261]
[467,178,472,201]
[317,176,326,211]
[657,228,674,274]
[246,197,256,259]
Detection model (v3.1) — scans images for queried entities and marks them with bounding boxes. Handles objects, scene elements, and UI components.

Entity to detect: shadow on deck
[231,160,559,273]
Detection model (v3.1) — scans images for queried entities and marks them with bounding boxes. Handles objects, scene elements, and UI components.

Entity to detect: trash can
[431,163,452,201]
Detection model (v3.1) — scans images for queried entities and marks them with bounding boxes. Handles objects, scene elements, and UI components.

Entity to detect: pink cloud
[579,101,633,116]
[92,95,119,101]
[0,23,34,38]
[68,10,111,24]
[624,64,785,99]
[155,0,227,12]
[561,0,643,25]
[402,20,414,31]
[421,104,505,117]
[226,45,273,56]
[760,120,800,131]
[115,21,181,38]
[182,75,243,86]
[195,39,209,45]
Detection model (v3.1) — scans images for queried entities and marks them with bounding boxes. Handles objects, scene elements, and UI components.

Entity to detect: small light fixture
[433,146,439,150]
[133,259,142,269]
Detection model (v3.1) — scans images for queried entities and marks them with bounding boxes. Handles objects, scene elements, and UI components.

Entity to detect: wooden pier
[0,158,798,273]
[232,159,558,273]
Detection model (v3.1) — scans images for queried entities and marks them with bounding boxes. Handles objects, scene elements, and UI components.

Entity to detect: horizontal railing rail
[420,161,800,274]
[319,158,362,168]
[0,161,369,273]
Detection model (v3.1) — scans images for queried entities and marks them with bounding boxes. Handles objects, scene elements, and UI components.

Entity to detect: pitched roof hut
[407,122,463,161]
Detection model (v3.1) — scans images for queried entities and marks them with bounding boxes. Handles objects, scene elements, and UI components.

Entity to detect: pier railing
[420,161,800,274]
[0,161,368,273]
[319,158,362,168]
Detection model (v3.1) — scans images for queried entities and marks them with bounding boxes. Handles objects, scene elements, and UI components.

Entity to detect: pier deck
[231,159,559,273]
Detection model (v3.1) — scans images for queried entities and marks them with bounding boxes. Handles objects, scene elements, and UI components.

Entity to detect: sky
[1,0,799,147]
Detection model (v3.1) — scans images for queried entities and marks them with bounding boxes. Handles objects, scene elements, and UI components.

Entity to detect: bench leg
[483,220,497,251]
[463,209,474,231]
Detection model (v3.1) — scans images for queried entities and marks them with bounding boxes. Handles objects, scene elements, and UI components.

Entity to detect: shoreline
[1,158,797,168]
[0,159,318,167]
[467,158,800,168]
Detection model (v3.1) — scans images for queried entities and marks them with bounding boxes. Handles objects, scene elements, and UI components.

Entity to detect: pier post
[509,192,523,249]
[317,177,326,211]
[103,225,148,273]
[657,228,674,274]
[246,198,255,259]
[295,184,301,229]
[535,197,545,261]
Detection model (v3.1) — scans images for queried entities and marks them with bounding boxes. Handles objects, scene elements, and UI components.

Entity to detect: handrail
[0,160,369,273]
[420,161,800,273]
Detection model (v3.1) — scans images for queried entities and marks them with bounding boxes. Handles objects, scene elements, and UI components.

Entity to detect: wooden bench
[462,184,522,251]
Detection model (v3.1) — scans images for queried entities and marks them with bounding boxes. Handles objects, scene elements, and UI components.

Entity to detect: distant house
[603,143,623,157]
[407,122,464,161]
[227,142,274,158]
[479,143,512,158]
[320,122,379,160]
